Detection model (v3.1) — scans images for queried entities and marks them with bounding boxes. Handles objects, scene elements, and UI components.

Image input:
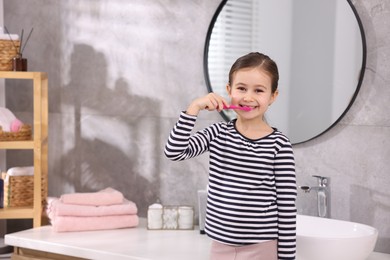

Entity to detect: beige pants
[209,240,277,260]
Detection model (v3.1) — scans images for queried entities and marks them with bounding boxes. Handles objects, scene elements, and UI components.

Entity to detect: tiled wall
[4,0,390,253]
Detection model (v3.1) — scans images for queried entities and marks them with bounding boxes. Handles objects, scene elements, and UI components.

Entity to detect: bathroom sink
[296,214,378,260]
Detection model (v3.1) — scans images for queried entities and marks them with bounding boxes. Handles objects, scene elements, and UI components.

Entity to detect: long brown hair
[228,52,279,93]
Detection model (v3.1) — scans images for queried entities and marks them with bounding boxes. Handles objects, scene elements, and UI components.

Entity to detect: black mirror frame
[203,0,367,145]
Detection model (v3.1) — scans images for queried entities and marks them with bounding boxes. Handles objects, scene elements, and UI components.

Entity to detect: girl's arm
[274,141,297,260]
[165,93,227,161]
[164,112,221,161]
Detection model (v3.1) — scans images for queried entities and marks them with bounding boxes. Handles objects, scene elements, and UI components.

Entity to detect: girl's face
[226,67,278,120]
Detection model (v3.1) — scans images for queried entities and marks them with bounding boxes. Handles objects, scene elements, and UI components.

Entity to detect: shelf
[0,71,48,227]
[0,138,47,149]
[0,140,35,149]
[0,71,47,80]
[0,207,34,219]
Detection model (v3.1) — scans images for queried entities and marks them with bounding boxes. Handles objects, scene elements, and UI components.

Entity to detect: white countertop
[4,220,390,260]
[5,220,211,260]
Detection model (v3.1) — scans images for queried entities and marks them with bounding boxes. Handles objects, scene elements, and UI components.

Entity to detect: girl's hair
[228,52,279,93]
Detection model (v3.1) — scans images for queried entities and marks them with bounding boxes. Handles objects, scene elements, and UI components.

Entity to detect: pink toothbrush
[223,104,252,111]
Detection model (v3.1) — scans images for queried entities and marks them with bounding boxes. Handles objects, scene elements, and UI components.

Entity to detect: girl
[165,52,296,260]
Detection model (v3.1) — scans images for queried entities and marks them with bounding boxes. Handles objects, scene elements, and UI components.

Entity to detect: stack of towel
[46,188,139,232]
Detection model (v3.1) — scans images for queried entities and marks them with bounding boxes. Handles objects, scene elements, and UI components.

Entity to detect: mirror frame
[203,0,367,145]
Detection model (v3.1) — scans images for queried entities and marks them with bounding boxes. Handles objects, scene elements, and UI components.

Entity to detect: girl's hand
[186,93,228,116]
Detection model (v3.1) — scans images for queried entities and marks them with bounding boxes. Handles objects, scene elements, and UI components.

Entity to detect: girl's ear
[226,84,232,97]
[269,89,279,106]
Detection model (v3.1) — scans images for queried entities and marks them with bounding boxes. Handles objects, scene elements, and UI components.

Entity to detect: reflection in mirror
[205,0,366,144]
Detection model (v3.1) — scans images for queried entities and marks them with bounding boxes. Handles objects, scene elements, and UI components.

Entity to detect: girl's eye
[255,89,264,93]
[237,86,246,92]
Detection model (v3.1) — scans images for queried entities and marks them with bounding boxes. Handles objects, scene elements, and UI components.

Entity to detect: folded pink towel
[60,187,124,206]
[47,197,138,218]
[51,215,139,232]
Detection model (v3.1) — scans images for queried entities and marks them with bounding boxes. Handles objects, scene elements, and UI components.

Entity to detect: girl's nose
[243,93,254,102]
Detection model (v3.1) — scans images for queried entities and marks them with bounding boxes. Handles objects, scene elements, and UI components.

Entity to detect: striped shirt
[165,112,297,260]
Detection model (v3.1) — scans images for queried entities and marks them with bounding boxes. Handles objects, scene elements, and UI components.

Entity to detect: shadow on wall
[50,44,162,216]
[350,185,390,252]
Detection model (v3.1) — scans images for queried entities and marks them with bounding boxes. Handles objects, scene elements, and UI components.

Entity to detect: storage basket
[0,124,32,141]
[0,39,20,71]
[2,172,47,208]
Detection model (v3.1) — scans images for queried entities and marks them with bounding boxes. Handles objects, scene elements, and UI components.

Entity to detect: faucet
[300,175,330,218]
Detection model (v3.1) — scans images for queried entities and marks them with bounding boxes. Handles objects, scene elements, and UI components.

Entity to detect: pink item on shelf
[0,107,17,132]
[59,187,124,206]
[51,214,139,232]
[10,118,23,132]
[46,197,138,218]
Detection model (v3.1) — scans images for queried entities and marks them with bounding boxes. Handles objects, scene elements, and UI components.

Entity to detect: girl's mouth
[239,104,257,110]
[223,105,252,111]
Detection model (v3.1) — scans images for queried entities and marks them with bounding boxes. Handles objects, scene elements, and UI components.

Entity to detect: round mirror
[204,0,366,144]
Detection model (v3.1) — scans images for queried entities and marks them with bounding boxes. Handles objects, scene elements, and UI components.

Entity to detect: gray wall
[4,0,390,253]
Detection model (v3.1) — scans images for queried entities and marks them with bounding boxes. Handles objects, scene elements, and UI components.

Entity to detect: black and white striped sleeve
[164,112,215,161]
[274,139,297,260]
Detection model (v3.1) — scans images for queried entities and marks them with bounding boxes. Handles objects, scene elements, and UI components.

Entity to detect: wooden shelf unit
[0,71,48,227]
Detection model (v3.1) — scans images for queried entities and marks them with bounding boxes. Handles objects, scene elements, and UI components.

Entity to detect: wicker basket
[0,124,32,141]
[0,39,20,71]
[2,172,47,208]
